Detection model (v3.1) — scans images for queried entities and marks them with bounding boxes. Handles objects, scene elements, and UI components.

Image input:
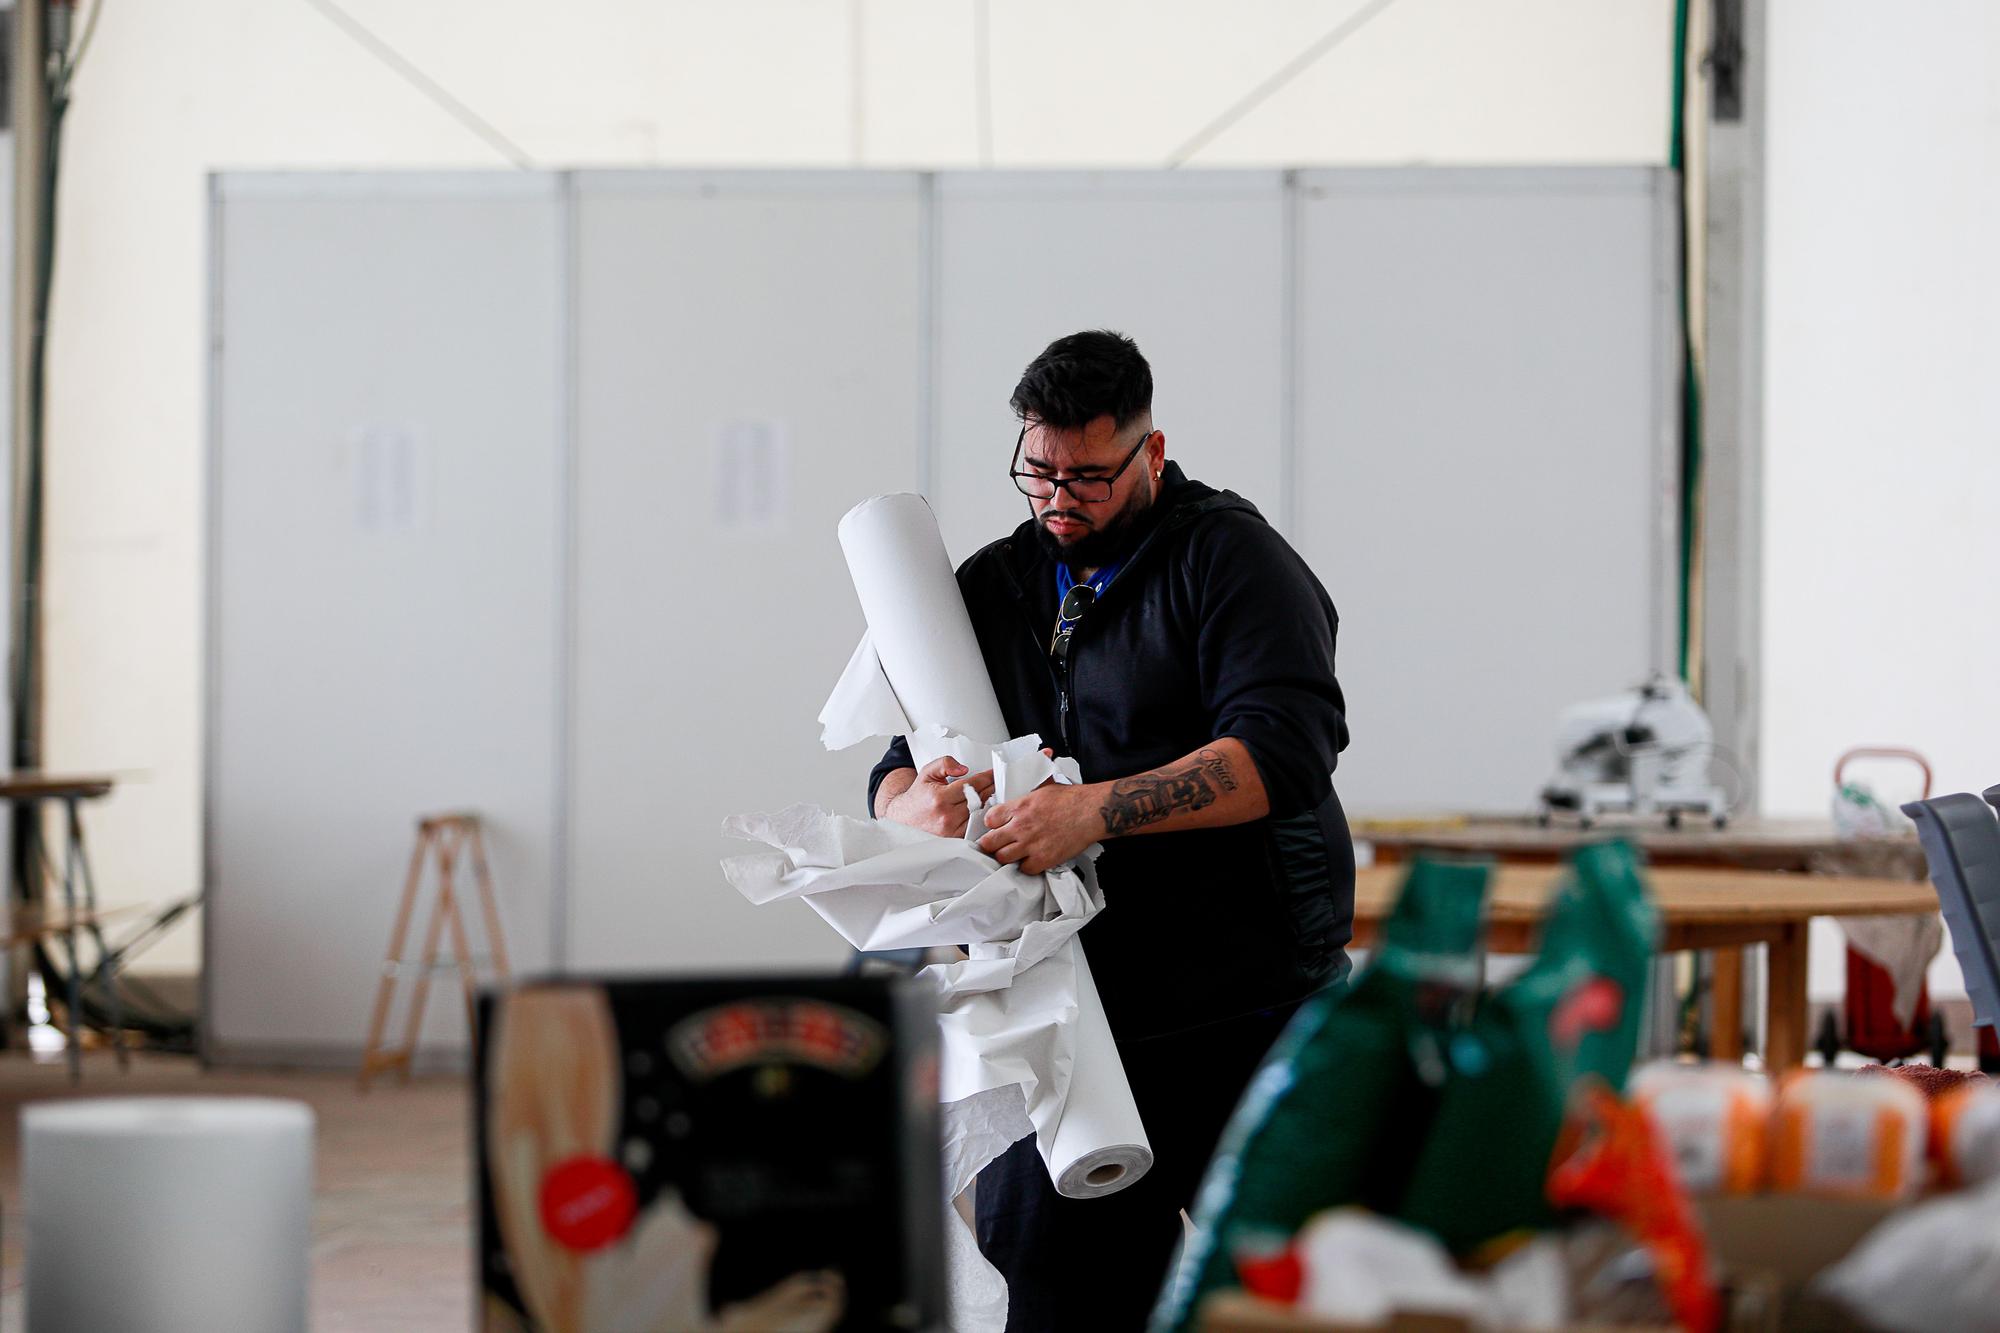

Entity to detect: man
[870,330,1353,1330]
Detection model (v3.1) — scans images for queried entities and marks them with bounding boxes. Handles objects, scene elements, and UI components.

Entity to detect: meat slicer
[1538,674,1729,828]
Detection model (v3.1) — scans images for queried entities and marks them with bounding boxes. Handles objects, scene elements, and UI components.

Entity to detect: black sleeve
[1193,515,1349,819]
[867,735,915,817]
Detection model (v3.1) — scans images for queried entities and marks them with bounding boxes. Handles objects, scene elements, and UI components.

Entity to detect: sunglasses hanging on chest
[1048,583,1097,665]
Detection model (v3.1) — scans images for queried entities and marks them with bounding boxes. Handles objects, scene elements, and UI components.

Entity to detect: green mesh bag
[1394,839,1660,1255]
[1150,857,1491,1333]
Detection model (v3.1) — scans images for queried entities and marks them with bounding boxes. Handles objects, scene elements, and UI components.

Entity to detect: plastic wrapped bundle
[1770,1070,1926,1200]
[1931,1079,2000,1188]
[1629,1061,1772,1194]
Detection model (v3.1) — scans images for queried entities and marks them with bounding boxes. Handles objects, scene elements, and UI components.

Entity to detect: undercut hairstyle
[1009,330,1153,432]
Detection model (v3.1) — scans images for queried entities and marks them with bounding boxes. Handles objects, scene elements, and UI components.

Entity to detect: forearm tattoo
[1100,749,1238,835]
[1197,747,1239,793]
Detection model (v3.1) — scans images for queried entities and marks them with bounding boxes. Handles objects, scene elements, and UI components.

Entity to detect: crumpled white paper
[1814,1175,2000,1332]
[1295,1210,1571,1331]
[723,735,1151,1333]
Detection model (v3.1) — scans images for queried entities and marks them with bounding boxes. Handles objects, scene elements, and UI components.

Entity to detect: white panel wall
[207,176,565,1058]
[207,166,1672,1057]
[1294,169,1675,815]
[931,172,1287,562]
[1762,0,2000,816]
[566,174,923,971]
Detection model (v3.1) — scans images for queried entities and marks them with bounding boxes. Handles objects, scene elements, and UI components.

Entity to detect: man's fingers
[966,768,997,800]
[920,756,967,783]
[983,801,1010,827]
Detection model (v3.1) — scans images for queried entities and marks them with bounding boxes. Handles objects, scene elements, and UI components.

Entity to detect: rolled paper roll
[835,493,1011,760]
[1046,939,1154,1198]
[829,492,1152,1201]
[24,1097,314,1333]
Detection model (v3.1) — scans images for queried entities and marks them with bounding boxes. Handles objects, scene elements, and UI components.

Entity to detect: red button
[539,1156,638,1252]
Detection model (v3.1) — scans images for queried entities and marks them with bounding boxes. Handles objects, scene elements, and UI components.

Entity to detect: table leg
[1711,947,1744,1062]
[54,807,83,1084]
[1765,924,1810,1071]
[68,799,129,1070]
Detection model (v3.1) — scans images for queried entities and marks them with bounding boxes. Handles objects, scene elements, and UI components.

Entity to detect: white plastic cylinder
[24,1096,315,1333]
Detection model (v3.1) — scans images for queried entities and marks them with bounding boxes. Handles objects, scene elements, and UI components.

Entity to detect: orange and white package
[1769,1071,1927,1200]
[1931,1080,2000,1188]
[1628,1061,1772,1194]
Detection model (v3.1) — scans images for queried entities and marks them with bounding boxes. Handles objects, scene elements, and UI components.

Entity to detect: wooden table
[1355,817,1930,1062]
[1356,815,1926,877]
[1353,863,1940,1070]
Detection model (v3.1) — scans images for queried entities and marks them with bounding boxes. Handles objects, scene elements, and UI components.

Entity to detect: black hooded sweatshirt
[869,463,1354,1041]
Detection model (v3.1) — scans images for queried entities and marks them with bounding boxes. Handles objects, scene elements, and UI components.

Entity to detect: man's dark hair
[1009,330,1153,432]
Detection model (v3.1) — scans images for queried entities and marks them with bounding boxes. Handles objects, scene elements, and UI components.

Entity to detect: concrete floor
[0,1052,470,1332]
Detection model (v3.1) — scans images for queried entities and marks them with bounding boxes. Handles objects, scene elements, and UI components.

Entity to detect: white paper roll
[24,1097,314,1333]
[836,494,1011,756]
[830,491,1151,1203]
[1047,939,1154,1198]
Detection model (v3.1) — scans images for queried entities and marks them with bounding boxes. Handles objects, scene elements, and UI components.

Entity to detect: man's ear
[1148,429,1167,480]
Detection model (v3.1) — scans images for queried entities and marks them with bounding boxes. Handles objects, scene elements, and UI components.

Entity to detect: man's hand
[879,757,995,838]
[977,782,1102,876]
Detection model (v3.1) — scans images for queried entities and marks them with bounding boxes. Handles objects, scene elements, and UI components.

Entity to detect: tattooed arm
[1095,741,1269,836]
[975,739,1269,875]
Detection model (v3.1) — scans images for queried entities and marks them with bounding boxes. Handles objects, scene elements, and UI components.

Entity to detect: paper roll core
[1087,1164,1122,1186]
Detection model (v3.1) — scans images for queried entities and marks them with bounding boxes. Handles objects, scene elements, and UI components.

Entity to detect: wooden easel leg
[440,827,480,1035]
[360,824,433,1091]
[396,831,455,1086]
[467,823,511,982]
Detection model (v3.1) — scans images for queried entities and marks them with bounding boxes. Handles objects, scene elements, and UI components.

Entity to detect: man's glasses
[1010,426,1154,503]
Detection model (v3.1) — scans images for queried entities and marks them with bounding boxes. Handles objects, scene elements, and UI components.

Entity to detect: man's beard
[1032,488,1158,570]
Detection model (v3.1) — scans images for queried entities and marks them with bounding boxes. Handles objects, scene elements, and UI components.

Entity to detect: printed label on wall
[349,423,433,534]
[713,419,791,532]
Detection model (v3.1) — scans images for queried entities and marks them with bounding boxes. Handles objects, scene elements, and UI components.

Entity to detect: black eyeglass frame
[1009,426,1156,503]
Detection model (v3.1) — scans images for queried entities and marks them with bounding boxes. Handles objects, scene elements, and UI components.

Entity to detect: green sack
[1394,839,1660,1255]
[1150,857,1491,1333]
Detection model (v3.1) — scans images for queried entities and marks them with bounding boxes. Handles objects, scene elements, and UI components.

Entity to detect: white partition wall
[206,175,567,1061]
[931,172,1288,561]
[565,173,923,971]
[207,167,1674,1060]
[1293,169,1677,815]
